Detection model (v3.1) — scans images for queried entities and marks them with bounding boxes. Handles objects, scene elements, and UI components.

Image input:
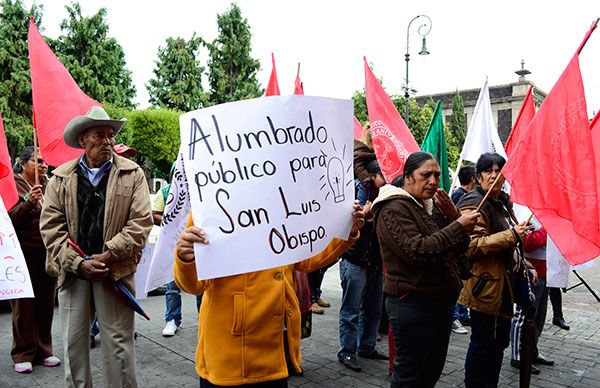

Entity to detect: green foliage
[104,103,133,145]
[127,108,180,179]
[147,34,208,112]
[0,0,42,157]
[207,3,262,104]
[352,89,367,124]
[51,2,136,109]
[449,90,467,147]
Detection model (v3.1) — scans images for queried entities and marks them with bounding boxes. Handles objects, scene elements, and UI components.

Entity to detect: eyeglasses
[29,158,46,164]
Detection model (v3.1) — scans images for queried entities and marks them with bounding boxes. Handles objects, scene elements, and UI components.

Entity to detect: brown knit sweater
[372,185,469,298]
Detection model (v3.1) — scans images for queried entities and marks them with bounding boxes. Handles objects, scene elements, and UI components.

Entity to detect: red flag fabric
[503,53,600,265]
[265,53,280,97]
[0,114,19,210]
[293,75,304,95]
[591,110,600,195]
[364,57,419,183]
[353,117,364,141]
[505,84,535,158]
[28,19,99,167]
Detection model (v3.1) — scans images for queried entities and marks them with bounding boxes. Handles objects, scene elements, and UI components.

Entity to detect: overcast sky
[31,0,600,117]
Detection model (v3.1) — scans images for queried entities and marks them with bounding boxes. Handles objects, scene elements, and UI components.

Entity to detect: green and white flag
[421,100,450,192]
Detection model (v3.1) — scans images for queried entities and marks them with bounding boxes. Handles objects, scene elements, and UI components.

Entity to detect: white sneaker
[162,320,178,337]
[452,319,468,334]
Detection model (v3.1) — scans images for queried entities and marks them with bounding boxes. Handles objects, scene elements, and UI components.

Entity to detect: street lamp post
[404,15,432,128]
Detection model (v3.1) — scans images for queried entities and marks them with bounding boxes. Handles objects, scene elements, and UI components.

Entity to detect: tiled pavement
[2,263,600,387]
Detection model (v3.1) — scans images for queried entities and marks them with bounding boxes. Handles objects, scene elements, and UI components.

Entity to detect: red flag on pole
[590,110,600,194]
[293,75,304,95]
[364,57,419,183]
[503,21,600,265]
[0,114,18,210]
[265,53,280,97]
[505,84,535,158]
[28,18,100,167]
[353,117,364,141]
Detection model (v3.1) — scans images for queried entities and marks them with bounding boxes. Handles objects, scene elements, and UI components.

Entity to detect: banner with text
[181,96,354,279]
[0,195,34,300]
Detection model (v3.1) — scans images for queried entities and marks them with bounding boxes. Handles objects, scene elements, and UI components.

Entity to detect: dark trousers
[464,310,511,388]
[10,247,57,363]
[307,267,328,303]
[386,293,455,388]
[200,377,287,388]
[549,287,564,318]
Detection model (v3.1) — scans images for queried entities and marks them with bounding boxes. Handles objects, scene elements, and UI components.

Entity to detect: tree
[127,108,180,179]
[51,2,136,108]
[147,35,208,112]
[352,89,367,124]
[449,90,467,148]
[0,0,42,157]
[207,3,262,104]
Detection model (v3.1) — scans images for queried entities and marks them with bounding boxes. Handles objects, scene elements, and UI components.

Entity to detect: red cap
[113,143,137,158]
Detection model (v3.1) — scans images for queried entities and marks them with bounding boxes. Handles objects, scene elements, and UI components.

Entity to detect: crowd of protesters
[5,108,572,388]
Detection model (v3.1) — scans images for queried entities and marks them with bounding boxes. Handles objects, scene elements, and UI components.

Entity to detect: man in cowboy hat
[40,106,153,388]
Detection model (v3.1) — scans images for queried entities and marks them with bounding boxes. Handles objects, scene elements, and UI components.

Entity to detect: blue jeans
[387,292,455,388]
[165,281,202,325]
[454,303,469,321]
[337,259,383,358]
[464,310,511,388]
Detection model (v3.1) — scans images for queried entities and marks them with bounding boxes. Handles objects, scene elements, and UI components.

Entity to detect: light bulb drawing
[327,157,345,203]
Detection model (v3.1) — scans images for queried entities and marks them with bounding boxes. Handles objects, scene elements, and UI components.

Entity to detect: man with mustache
[40,106,153,388]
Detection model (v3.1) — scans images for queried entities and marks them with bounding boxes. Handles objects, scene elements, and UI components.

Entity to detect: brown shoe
[316,298,331,308]
[310,303,324,314]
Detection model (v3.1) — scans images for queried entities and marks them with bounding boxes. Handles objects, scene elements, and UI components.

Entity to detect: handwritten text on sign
[0,196,34,300]
[181,96,354,279]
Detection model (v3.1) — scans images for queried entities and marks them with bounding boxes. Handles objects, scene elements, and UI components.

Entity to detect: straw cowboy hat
[63,106,126,148]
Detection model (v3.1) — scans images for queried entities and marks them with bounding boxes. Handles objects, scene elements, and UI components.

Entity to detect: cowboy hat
[63,106,126,148]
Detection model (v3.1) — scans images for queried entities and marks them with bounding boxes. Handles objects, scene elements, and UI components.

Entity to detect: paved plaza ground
[2,263,600,387]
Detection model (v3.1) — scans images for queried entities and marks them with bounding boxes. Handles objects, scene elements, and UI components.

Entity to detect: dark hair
[366,159,381,174]
[458,165,476,185]
[391,151,435,188]
[19,146,37,162]
[475,152,506,177]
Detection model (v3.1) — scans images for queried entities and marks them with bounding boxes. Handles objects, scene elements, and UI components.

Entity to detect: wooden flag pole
[474,172,504,213]
[525,213,534,225]
[33,127,39,185]
[296,62,301,78]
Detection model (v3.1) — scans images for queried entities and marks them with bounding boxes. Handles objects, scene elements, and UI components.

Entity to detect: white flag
[144,149,191,293]
[460,78,507,163]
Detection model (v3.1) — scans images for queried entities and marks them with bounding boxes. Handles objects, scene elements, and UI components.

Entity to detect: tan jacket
[175,215,358,386]
[40,155,153,289]
[457,206,518,316]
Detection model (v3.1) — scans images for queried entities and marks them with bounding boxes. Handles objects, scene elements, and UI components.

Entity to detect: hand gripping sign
[181,96,354,280]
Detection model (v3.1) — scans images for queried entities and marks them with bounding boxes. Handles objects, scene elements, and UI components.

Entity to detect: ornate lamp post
[404,15,432,128]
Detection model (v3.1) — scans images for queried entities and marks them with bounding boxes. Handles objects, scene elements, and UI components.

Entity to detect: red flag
[0,114,19,210]
[591,110,600,194]
[293,75,304,95]
[503,23,600,265]
[265,53,280,97]
[353,117,364,141]
[28,19,100,167]
[364,57,419,183]
[504,84,535,158]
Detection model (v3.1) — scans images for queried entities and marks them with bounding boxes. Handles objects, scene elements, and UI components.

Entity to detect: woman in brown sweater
[371,152,479,388]
[8,147,60,373]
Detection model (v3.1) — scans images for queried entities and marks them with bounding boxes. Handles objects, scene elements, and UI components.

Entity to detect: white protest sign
[144,151,192,293]
[135,225,160,299]
[181,95,354,279]
[0,196,34,300]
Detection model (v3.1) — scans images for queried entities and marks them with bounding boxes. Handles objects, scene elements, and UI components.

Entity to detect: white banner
[144,152,191,293]
[135,225,159,299]
[180,95,354,279]
[0,196,34,300]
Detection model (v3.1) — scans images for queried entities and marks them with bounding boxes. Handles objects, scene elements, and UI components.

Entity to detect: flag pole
[297,62,301,78]
[474,172,504,213]
[33,127,39,186]
[576,18,598,55]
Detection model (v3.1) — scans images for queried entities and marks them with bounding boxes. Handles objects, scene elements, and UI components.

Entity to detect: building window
[498,109,512,144]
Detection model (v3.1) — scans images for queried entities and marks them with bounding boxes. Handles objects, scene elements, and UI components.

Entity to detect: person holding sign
[371,151,480,388]
[456,152,535,388]
[40,106,153,388]
[8,146,60,374]
[174,204,365,387]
